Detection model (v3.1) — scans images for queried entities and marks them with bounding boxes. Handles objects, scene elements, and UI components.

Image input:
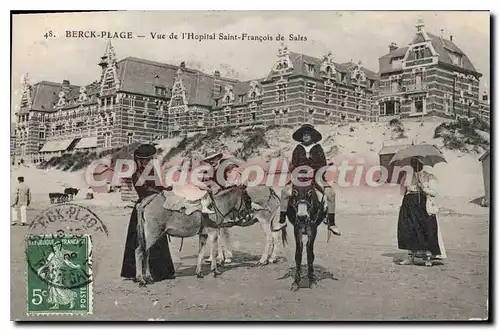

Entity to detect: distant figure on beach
[11,176,31,226]
[86,187,94,200]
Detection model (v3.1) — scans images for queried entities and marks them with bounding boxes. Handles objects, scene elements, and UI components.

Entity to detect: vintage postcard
[10,11,490,321]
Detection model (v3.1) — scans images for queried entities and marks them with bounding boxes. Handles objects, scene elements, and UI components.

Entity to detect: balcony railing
[406,84,428,93]
[379,87,403,95]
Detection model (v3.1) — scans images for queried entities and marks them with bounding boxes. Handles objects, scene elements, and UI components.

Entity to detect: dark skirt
[120,202,175,280]
[397,192,441,256]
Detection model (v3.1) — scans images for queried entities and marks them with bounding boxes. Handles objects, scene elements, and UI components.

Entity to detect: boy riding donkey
[279,124,341,236]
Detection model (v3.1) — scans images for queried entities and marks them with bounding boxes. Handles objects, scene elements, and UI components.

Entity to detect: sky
[11,11,490,117]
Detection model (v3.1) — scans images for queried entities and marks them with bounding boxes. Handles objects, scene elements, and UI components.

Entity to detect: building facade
[376,19,486,121]
[14,20,488,164]
[15,42,379,163]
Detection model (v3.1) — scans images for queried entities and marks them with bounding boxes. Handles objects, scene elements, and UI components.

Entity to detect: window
[413,96,425,113]
[104,132,112,148]
[306,63,315,75]
[415,72,423,89]
[214,99,220,107]
[391,57,404,69]
[251,113,256,121]
[39,132,45,139]
[171,98,183,107]
[155,86,166,96]
[449,53,463,67]
[239,95,244,103]
[341,73,346,83]
[277,83,287,102]
[468,82,473,94]
[225,116,230,123]
[445,97,452,115]
[414,46,426,60]
[127,132,134,144]
[250,91,256,100]
[306,82,315,101]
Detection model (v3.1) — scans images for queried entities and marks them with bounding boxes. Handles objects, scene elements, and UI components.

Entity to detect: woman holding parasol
[390,144,447,266]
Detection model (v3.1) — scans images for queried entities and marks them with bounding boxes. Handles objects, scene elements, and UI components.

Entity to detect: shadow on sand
[174,250,262,278]
[382,252,444,266]
[277,264,338,289]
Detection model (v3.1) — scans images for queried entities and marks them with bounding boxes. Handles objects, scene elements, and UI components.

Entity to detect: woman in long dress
[120,144,175,281]
[397,158,445,266]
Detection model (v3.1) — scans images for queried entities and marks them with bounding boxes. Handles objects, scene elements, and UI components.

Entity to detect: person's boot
[326,213,341,236]
[279,211,287,224]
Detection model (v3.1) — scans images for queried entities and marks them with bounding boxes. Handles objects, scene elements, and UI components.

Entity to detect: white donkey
[206,186,287,266]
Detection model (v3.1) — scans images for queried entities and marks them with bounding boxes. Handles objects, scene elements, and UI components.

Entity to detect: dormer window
[250,91,256,100]
[341,73,346,83]
[449,52,463,67]
[414,46,426,60]
[239,95,244,103]
[306,63,315,75]
[155,86,166,96]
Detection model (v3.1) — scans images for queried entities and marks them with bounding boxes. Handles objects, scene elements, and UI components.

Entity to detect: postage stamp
[25,233,93,315]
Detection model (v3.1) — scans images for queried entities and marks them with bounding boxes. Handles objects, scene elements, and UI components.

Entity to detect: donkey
[135,185,251,286]
[286,183,331,291]
[206,186,287,266]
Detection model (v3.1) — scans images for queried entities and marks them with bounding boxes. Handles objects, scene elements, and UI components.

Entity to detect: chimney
[180,61,186,69]
[389,42,398,52]
[214,70,220,77]
[450,35,453,42]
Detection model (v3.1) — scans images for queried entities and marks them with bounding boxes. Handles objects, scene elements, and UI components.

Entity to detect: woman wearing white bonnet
[420,164,447,260]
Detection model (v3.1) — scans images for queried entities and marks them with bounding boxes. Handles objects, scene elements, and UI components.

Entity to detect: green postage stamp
[25,234,93,315]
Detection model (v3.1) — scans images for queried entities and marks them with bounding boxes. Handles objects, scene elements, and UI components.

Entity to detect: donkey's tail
[281,226,288,247]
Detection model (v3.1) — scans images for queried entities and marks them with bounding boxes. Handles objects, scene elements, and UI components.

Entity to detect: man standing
[12,176,31,226]
[279,124,340,235]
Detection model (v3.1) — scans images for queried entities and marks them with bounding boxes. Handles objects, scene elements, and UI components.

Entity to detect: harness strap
[208,189,249,228]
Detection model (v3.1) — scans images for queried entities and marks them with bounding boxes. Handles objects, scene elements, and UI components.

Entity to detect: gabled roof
[30,81,61,112]
[427,33,478,73]
[117,57,238,106]
[277,51,378,81]
[379,31,479,75]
